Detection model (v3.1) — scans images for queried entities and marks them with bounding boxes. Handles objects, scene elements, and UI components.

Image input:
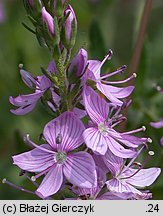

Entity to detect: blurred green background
[0,0,163,199]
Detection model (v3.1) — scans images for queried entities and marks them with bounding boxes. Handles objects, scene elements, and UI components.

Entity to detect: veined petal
[10,102,37,115]
[93,154,108,174]
[87,60,101,80]
[37,75,52,91]
[9,91,44,107]
[105,136,136,158]
[117,134,144,148]
[69,48,88,77]
[73,108,87,119]
[72,186,98,198]
[12,144,55,173]
[83,127,108,155]
[96,82,123,106]
[106,178,141,195]
[50,88,60,106]
[103,149,123,176]
[104,85,134,99]
[47,60,57,74]
[43,112,85,152]
[36,164,63,198]
[98,191,133,200]
[124,168,161,187]
[83,86,109,124]
[63,152,97,188]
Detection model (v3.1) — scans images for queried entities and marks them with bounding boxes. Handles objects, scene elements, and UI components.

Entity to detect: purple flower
[9,63,59,115]
[12,112,97,198]
[68,48,88,77]
[104,150,161,197]
[71,167,134,200]
[41,7,55,37]
[84,50,135,106]
[63,5,77,41]
[83,86,147,157]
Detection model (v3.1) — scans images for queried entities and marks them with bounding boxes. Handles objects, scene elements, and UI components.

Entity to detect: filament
[102,73,136,84]
[100,65,127,80]
[2,178,35,195]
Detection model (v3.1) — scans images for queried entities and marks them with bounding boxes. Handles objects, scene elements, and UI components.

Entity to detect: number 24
[147,204,159,213]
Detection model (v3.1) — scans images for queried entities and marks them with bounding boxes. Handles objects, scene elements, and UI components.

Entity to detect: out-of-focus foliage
[0,0,163,199]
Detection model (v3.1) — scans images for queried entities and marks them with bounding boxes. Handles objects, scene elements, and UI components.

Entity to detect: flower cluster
[5,0,161,200]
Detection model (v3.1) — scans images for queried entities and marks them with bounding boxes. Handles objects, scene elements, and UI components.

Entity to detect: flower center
[98,123,108,136]
[56,152,67,164]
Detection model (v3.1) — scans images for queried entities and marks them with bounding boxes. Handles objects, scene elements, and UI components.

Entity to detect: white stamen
[147,138,152,143]
[133,73,137,78]
[142,126,146,131]
[2,178,6,184]
[19,63,24,69]
[98,123,108,136]
[31,176,36,182]
[148,151,154,156]
[156,86,161,91]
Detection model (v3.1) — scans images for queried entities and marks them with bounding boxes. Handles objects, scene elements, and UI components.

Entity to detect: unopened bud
[62,5,77,48]
[41,7,55,38]
[20,69,36,89]
[68,48,88,78]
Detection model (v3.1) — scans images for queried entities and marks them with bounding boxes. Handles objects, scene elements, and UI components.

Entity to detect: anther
[133,162,142,167]
[107,49,113,59]
[31,176,36,182]
[133,73,137,78]
[142,126,146,131]
[156,86,161,91]
[120,65,127,71]
[19,63,24,69]
[147,138,152,143]
[148,151,154,156]
[2,178,6,184]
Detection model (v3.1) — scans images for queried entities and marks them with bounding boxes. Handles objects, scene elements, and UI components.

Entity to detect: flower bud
[68,48,88,78]
[62,5,77,48]
[64,5,77,40]
[20,67,36,89]
[41,7,55,37]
